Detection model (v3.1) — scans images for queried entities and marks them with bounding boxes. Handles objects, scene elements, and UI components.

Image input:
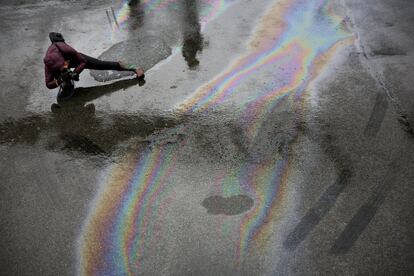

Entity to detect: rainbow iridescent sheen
[80,0,353,274]
[79,145,179,275]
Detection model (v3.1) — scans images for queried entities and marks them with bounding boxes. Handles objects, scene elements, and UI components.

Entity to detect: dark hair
[49,32,65,43]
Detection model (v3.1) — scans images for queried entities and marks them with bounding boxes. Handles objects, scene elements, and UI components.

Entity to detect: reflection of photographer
[44,32,145,100]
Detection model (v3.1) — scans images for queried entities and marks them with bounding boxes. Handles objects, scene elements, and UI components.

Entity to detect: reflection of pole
[105,10,113,29]
[111,7,120,29]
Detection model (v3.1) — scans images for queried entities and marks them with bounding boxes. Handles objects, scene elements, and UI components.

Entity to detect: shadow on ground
[0,78,179,160]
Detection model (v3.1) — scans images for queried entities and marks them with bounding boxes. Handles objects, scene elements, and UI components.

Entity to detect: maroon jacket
[43,42,87,89]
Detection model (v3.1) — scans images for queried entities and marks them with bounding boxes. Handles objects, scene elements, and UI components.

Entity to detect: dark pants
[57,55,135,102]
[81,54,136,72]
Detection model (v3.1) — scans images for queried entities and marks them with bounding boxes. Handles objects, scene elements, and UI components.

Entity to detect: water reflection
[127,0,145,30]
[180,0,203,69]
[0,79,177,159]
[107,0,204,70]
[128,0,140,6]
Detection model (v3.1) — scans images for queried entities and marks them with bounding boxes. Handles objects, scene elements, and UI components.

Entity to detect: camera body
[60,68,79,84]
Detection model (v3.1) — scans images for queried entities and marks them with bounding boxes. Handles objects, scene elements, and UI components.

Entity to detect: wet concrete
[1,0,414,275]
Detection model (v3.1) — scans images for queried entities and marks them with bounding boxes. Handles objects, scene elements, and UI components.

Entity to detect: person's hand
[60,69,71,82]
[135,67,145,79]
[69,71,80,81]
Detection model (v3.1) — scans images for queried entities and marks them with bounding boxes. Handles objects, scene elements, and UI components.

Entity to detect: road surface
[0,0,413,275]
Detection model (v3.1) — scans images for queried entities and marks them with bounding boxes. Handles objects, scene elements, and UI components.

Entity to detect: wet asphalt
[0,0,413,275]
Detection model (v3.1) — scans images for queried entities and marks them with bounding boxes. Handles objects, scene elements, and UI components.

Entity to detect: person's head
[49,32,65,43]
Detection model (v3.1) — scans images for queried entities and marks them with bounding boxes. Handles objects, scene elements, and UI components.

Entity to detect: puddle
[202,194,254,215]
[90,36,172,82]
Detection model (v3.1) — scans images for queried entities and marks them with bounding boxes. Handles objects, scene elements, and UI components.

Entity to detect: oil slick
[79,0,353,274]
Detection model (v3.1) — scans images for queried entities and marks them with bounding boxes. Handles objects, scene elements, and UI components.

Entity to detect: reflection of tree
[181,0,203,69]
[0,78,177,159]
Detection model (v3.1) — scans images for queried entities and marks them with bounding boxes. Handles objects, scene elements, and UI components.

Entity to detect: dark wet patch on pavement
[284,133,354,250]
[0,112,178,159]
[90,36,172,82]
[59,133,108,156]
[0,79,180,160]
[370,47,406,57]
[330,163,398,255]
[364,91,388,137]
[202,195,254,215]
[284,169,352,250]
[230,124,249,159]
[0,116,45,145]
[179,116,249,164]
